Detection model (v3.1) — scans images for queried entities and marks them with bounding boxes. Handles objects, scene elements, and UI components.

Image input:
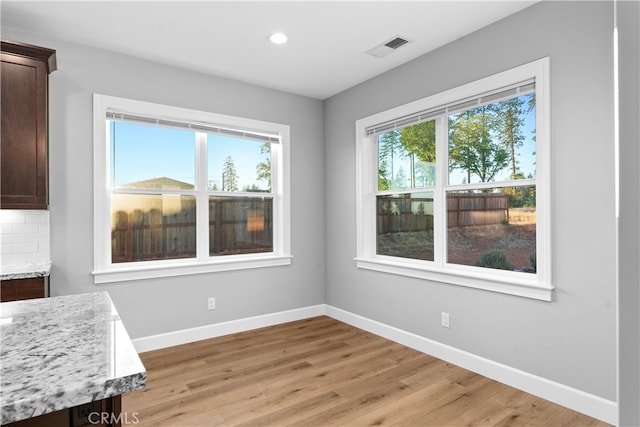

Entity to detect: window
[93,95,291,283]
[355,58,552,300]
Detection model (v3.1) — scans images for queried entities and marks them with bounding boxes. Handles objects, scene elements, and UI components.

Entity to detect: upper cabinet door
[1,40,56,210]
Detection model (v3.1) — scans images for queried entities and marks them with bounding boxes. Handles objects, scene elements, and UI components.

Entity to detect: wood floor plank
[233,391,344,427]
[215,346,410,425]
[122,316,610,427]
[344,379,457,426]
[125,380,192,409]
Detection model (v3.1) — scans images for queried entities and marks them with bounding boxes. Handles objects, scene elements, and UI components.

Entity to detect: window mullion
[434,116,448,268]
[195,132,209,261]
[369,134,380,258]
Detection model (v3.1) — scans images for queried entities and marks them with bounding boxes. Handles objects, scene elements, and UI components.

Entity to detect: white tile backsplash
[0,210,51,268]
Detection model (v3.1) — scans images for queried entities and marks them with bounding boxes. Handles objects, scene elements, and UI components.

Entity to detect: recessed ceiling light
[268,32,288,45]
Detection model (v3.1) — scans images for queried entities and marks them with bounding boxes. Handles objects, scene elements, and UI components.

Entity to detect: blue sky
[208,134,269,191]
[110,122,270,191]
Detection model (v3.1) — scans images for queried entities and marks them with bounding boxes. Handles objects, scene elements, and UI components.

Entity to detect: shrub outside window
[93,95,291,283]
[355,58,552,300]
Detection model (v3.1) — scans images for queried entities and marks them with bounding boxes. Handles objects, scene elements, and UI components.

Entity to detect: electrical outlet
[208,297,216,310]
[441,312,450,328]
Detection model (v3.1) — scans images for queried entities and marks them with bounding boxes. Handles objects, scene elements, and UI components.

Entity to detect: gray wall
[617,0,640,424]
[324,1,617,401]
[0,27,326,340]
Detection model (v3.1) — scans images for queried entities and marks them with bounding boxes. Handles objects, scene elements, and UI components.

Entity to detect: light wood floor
[123,316,609,426]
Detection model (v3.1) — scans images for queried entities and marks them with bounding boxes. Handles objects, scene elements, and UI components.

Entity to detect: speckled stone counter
[0,263,51,281]
[0,292,146,425]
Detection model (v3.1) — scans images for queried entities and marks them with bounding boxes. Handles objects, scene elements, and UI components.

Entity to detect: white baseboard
[324,305,617,426]
[132,303,617,425]
[132,304,325,353]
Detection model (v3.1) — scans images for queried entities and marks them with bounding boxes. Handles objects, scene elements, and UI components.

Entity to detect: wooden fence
[377,193,509,235]
[447,193,509,227]
[377,196,434,234]
[112,197,272,263]
[209,198,273,255]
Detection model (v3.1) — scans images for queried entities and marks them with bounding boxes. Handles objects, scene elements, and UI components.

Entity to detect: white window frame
[92,94,291,284]
[355,58,552,301]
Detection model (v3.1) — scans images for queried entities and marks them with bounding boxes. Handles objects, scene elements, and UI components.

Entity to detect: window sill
[355,256,553,301]
[93,254,293,284]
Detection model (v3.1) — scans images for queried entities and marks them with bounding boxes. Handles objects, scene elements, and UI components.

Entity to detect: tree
[399,120,436,163]
[400,120,436,188]
[378,129,403,189]
[527,93,537,172]
[378,122,436,190]
[222,156,238,191]
[449,105,509,183]
[378,159,391,190]
[414,161,436,187]
[393,166,408,189]
[496,96,527,178]
[256,142,271,190]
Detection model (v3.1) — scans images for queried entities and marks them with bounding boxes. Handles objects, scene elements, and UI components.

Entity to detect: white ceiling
[1,1,537,100]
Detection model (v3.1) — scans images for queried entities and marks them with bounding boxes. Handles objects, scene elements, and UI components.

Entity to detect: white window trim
[355,58,552,301]
[92,94,291,284]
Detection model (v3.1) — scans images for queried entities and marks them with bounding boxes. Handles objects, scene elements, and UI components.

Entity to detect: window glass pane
[208,135,271,192]
[376,192,434,261]
[447,186,536,273]
[111,194,196,263]
[378,120,436,191]
[448,94,535,185]
[110,121,196,189]
[209,197,273,255]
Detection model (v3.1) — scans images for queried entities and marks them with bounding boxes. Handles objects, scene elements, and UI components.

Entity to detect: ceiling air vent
[366,35,410,58]
[385,37,409,49]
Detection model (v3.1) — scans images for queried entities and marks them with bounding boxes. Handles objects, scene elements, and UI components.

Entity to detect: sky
[110,121,270,191]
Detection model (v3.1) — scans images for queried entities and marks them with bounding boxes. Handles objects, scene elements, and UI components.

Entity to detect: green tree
[496,96,527,178]
[222,156,238,191]
[256,142,271,190]
[378,122,436,190]
[393,166,408,189]
[378,129,404,189]
[378,159,391,190]
[399,120,436,163]
[527,94,537,171]
[449,105,509,183]
[400,120,436,188]
[414,161,436,187]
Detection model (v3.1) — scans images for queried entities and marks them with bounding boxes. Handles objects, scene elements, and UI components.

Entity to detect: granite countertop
[0,263,52,281]
[0,292,146,425]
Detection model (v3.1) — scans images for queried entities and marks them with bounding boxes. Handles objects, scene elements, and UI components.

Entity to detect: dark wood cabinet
[1,40,56,209]
[0,277,47,302]
[5,395,122,427]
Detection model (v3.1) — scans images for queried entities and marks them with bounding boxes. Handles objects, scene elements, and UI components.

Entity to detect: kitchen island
[0,292,146,426]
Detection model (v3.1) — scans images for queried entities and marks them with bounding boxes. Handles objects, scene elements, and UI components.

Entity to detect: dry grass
[509,207,536,225]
